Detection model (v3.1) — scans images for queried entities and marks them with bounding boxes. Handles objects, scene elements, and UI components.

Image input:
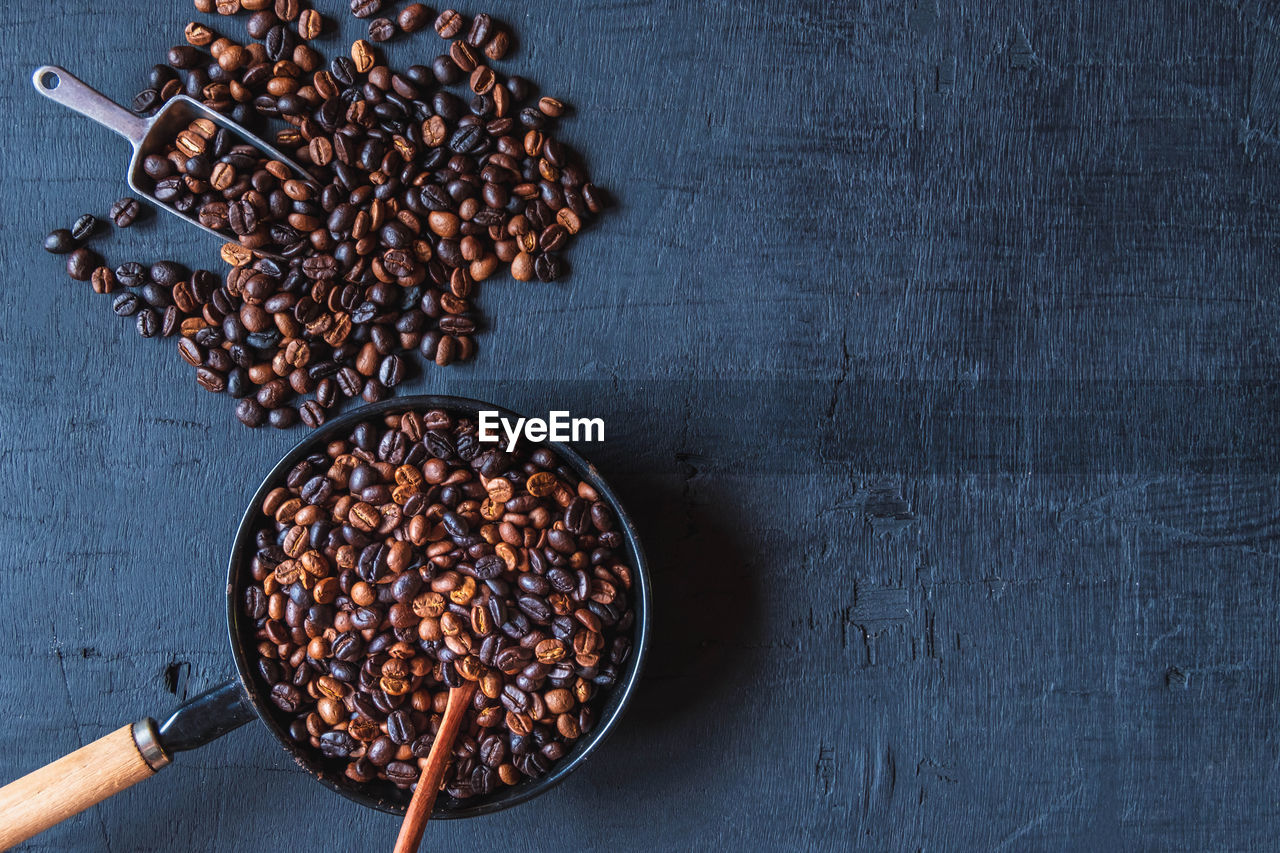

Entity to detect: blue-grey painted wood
[1,1,1277,850]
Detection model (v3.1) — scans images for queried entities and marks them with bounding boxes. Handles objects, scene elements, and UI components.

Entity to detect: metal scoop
[32,65,317,250]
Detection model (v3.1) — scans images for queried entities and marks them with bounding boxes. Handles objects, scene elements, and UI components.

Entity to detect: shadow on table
[612,471,761,728]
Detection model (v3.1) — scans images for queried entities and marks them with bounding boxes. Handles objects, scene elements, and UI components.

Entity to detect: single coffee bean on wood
[66,248,100,281]
[435,9,465,38]
[399,3,430,32]
[43,229,77,254]
[110,197,143,227]
[368,17,395,42]
[71,214,99,242]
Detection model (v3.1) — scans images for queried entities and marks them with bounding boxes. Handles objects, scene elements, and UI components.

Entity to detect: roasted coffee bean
[236,397,268,428]
[470,65,496,95]
[386,710,415,744]
[318,730,358,757]
[109,197,143,228]
[435,9,465,38]
[450,40,479,73]
[196,367,227,392]
[136,309,160,338]
[368,17,396,42]
[272,682,303,712]
[377,353,405,387]
[399,3,431,32]
[538,96,566,118]
[385,761,418,786]
[298,8,323,40]
[114,262,145,289]
[269,406,298,429]
[43,229,77,254]
[466,13,493,48]
[484,30,510,61]
[113,292,142,317]
[535,252,564,282]
[431,54,463,84]
[90,266,117,295]
[66,248,100,281]
[71,214,99,242]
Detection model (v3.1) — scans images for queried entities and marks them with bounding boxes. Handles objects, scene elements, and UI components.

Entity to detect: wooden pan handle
[0,720,170,850]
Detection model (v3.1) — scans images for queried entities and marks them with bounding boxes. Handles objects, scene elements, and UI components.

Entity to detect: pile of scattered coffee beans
[44,3,606,429]
[242,408,635,799]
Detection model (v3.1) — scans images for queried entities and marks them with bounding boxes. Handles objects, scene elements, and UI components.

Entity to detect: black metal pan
[0,395,650,849]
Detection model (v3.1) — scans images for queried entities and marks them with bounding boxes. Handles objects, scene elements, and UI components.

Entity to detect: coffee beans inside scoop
[242,410,635,799]
[141,118,321,256]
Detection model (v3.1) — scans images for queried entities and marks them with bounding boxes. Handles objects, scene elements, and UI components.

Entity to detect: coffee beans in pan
[44,7,608,429]
[241,409,635,799]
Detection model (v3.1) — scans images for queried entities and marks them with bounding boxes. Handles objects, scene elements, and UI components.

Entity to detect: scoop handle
[0,720,170,850]
[32,65,148,147]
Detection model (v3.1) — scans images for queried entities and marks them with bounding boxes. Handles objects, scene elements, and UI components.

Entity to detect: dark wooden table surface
[2,1,1278,850]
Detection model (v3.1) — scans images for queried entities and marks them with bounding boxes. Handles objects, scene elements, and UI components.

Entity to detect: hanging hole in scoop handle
[32,65,149,147]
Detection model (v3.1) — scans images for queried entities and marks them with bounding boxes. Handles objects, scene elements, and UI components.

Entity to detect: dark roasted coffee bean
[319,730,358,757]
[71,214,99,242]
[115,262,146,288]
[399,3,431,32]
[368,17,395,42]
[385,761,418,785]
[534,252,564,282]
[112,292,141,317]
[466,13,492,48]
[386,710,415,744]
[43,229,77,254]
[136,309,159,337]
[271,682,302,712]
[150,261,188,287]
[431,54,463,84]
[236,398,268,428]
[228,199,258,235]
[269,406,298,429]
[377,353,404,387]
[435,9,465,38]
[66,248,100,281]
[301,399,327,428]
[449,124,483,154]
[140,283,171,308]
[109,197,143,228]
[132,88,160,114]
[246,10,275,39]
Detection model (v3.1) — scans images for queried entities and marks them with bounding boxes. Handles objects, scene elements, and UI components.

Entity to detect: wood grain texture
[0,0,1278,850]
[0,725,157,850]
